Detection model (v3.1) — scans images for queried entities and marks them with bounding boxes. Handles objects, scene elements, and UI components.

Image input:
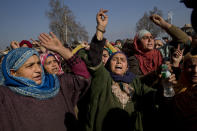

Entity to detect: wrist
[96,25,106,33]
[58,46,73,60]
[162,22,172,29]
[172,62,179,67]
[96,30,104,41]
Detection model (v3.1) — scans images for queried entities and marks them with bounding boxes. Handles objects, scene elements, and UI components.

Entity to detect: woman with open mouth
[77,9,176,131]
[0,32,90,131]
[40,52,64,75]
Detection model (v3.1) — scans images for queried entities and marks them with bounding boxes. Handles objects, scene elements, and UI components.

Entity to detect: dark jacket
[0,56,90,131]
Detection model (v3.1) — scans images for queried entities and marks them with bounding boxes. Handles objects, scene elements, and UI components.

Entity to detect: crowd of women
[1,7,197,131]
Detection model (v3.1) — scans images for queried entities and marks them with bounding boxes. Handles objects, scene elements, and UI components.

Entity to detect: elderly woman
[128,29,163,77]
[129,14,191,77]
[0,32,90,131]
[78,9,176,131]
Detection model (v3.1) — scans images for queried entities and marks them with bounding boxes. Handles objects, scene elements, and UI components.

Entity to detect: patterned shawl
[1,47,60,99]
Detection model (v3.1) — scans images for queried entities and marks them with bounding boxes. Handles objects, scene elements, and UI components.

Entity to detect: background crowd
[1,0,197,131]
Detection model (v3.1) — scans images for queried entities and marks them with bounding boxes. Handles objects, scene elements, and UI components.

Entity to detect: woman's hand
[38,32,73,60]
[10,40,20,49]
[96,8,108,29]
[168,74,177,85]
[172,44,184,67]
[30,38,47,53]
[38,32,64,52]
[150,14,171,29]
[96,9,108,40]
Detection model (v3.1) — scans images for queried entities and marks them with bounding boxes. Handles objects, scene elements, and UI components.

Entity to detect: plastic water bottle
[161,64,175,97]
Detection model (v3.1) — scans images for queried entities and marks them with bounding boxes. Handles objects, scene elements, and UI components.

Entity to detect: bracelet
[96,25,106,33]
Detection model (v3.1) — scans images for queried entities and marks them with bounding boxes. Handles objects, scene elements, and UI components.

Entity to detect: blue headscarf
[105,52,136,83]
[1,47,60,100]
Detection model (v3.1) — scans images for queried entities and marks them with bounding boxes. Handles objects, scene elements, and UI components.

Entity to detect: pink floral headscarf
[40,52,64,75]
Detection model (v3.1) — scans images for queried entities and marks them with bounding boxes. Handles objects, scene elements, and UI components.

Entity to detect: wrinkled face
[10,55,42,85]
[102,50,110,65]
[155,40,164,49]
[139,33,154,51]
[44,56,59,74]
[184,58,197,85]
[110,53,128,76]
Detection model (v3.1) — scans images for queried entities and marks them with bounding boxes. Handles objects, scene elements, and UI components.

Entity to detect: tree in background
[46,0,89,47]
[136,6,164,37]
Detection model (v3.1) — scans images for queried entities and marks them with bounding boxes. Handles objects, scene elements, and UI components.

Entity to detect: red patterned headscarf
[40,52,64,75]
[133,35,162,75]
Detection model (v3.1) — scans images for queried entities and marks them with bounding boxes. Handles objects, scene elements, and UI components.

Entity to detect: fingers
[169,74,177,84]
[49,32,57,39]
[38,33,52,44]
[173,45,184,58]
[38,34,48,45]
[99,8,108,14]
[150,14,160,20]
[97,8,108,19]
[177,44,180,50]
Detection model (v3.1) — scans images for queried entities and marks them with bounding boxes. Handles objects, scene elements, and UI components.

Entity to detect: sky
[0,0,193,49]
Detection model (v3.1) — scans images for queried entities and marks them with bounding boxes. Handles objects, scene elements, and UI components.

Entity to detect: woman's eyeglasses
[142,36,154,40]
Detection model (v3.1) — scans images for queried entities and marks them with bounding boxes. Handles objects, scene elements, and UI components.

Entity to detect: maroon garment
[19,40,33,48]
[172,88,197,131]
[0,56,90,131]
[133,35,162,75]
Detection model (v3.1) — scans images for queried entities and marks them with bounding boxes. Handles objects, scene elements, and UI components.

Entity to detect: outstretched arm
[150,14,190,43]
[38,32,73,60]
[150,14,171,30]
[84,9,109,67]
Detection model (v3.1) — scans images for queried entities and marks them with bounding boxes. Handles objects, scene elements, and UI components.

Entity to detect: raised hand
[96,9,108,29]
[30,38,47,53]
[81,41,90,50]
[172,44,184,67]
[10,40,20,49]
[150,14,171,29]
[38,32,73,60]
[96,9,108,40]
[38,32,64,52]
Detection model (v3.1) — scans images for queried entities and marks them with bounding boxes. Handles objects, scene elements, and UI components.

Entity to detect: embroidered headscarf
[103,47,113,56]
[133,30,163,75]
[40,52,64,75]
[105,52,136,83]
[1,47,60,99]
